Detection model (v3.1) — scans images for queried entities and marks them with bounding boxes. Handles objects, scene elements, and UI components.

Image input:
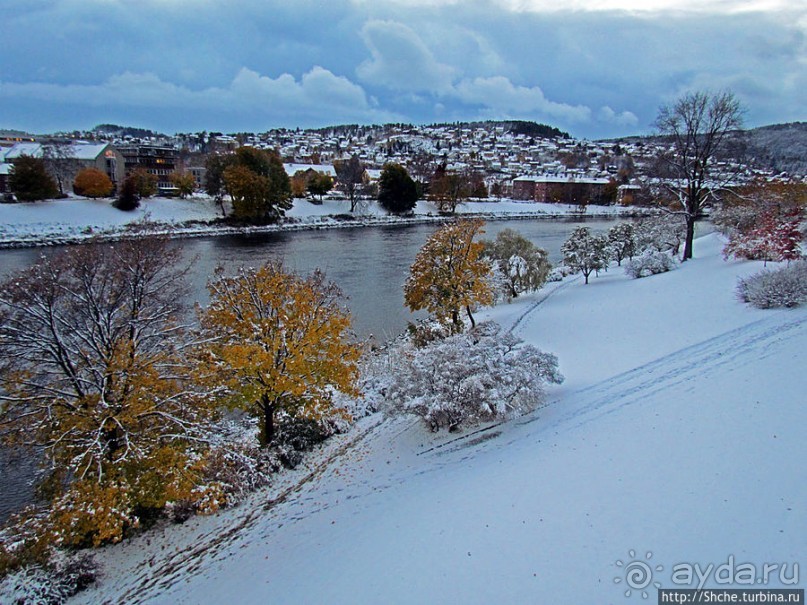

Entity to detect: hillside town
[1,121,798,208]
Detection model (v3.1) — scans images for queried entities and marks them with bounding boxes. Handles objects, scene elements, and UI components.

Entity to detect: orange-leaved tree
[404,218,494,332]
[73,167,114,198]
[198,262,361,446]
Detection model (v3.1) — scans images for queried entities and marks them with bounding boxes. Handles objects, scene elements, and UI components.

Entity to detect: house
[2,141,126,192]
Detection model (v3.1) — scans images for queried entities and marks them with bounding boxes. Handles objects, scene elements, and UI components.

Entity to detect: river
[0,216,621,523]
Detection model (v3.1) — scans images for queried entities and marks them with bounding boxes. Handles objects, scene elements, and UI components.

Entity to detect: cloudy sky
[1,0,804,139]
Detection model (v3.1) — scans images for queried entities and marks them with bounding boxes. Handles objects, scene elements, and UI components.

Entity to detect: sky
[0,0,804,139]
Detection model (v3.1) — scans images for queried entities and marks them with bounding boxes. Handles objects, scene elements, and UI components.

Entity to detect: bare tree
[333,155,367,212]
[41,141,79,196]
[654,90,744,260]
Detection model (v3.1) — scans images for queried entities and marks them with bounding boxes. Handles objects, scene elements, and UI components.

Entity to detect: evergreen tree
[378,163,418,214]
[9,155,59,201]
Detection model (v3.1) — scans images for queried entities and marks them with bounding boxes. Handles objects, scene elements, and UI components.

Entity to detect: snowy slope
[71,234,805,604]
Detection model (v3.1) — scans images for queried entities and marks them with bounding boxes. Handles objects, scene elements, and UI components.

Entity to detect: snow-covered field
[0,195,637,248]
[68,233,805,604]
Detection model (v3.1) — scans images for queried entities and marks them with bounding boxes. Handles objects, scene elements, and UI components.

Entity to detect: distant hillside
[309,120,569,140]
[427,120,569,139]
[731,122,807,176]
[608,122,807,176]
[92,123,164,139]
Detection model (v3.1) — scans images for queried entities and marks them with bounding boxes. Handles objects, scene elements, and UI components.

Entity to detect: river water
[0,216,620,523]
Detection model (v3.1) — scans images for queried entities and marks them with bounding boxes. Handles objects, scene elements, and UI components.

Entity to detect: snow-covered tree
[386,322,563,432]
[606,223,636,266]
[482,228,551,299]
[0,239,216,548]
[634,215,686,256]
[561,227,610,284]
[405,219,494,332]
[652,90,744,260]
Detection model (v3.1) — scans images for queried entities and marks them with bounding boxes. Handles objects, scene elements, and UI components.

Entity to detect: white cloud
[356,20,457,93]
[483,0,796,14]
[598,105,639,127]
[0,67,397,128]
[452,77,592,123]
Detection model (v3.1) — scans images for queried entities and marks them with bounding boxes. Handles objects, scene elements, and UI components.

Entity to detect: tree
[0,239,213,543]
[606,223,636,266]
[9,155,59,201]
[482,228,551,298]
[653,90,744,260]
[306,172,333,203]
[404,219,494,332]
[204,153,237,216]
[170,171,196,198]
[561,227,610,284]
[198,262,361,446]
[41,142,78,197]
[73,168,113,198]
[378,163,418,214]
[220,147,292,223]
[430,165,470,214]
[713,180,806,240]
[333,155,367,212]
[113,175,140,211]
[129,168,159,198]
[634,215,686,255]
[723,210,803,264]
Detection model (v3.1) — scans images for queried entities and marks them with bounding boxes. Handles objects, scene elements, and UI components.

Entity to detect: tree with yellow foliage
[404,218,494,332]
[198,262,361,446]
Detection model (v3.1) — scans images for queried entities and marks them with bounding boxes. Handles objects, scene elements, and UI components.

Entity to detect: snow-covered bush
[547,265,575,282]
[736,261,807,309]
[386,322,563,432]
[0,551,97,604]
[624,250,678,279]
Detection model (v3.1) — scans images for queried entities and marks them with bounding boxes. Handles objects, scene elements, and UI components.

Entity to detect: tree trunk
[465,305,476,329]
[259,394,275,446]
[682,214,696,261]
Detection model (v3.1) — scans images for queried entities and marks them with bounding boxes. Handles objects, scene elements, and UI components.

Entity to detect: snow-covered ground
[68,233,805,604]
[0,195,638,248]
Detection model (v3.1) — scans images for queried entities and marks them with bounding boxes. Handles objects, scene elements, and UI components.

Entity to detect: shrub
[73,168,113,198]
[0,551,98,604]
[736,261,807,309]
[387,322,563,432]
[625,250,678,279]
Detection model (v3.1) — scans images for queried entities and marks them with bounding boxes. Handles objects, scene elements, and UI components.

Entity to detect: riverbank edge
[0,207,653,250]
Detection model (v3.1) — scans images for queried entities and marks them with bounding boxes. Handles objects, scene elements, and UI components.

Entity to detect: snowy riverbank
[0,195,644,249]
[60,232,804,604]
